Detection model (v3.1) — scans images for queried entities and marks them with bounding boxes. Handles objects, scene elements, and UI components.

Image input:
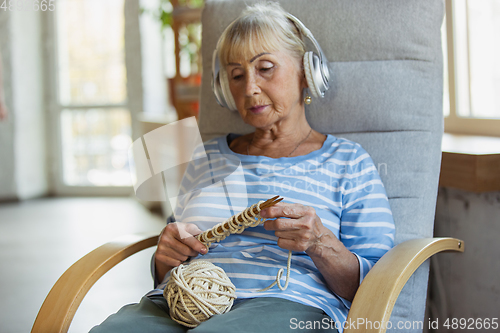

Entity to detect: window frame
[42,0,142,196]
[444,0,500,137]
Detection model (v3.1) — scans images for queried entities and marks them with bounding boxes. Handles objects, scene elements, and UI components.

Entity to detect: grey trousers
[89,295,339,333]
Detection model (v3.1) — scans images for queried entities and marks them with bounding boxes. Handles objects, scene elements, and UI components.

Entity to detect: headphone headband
[285,14,330,89]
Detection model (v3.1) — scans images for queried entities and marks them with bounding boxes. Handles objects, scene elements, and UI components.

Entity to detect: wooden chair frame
[31,233,463,333]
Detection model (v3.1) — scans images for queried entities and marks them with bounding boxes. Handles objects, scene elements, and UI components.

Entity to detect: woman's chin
[242,113,271,127]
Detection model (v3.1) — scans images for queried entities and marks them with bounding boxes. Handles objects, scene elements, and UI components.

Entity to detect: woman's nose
[245,74,261,96]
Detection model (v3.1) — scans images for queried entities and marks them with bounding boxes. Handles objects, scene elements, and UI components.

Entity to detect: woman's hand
[260,202,330,255]
[260,202,360,301]
[154,222,207,282]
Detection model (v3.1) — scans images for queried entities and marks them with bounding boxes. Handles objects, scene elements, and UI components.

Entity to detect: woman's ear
[301,71,309,89]
[298,56,308,89]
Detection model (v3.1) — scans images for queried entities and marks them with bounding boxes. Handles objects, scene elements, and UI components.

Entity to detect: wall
[0,10,16,200]
[428,187,500,330]
[0,9,47,201]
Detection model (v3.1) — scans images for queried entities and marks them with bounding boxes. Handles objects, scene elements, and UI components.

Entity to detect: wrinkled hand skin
[261,202,328,253]
[154,222,207,282]
[260,202,360,301]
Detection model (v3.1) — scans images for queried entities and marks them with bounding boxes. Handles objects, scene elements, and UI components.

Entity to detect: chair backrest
[198,1,444,331]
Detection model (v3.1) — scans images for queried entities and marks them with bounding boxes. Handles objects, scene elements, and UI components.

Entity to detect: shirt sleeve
[339,144,395,284]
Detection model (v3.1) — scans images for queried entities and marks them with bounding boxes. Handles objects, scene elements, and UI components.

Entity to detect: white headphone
[211,13,330,111]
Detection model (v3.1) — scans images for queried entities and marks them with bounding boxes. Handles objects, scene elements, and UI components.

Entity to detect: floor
[0,197,166,333]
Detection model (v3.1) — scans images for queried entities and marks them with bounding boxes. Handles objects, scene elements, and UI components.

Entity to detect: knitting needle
[195,196,283,242]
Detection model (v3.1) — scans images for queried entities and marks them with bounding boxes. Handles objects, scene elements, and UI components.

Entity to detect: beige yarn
[164,260,237,328]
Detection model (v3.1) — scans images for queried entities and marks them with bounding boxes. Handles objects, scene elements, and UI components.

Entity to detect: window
[57,0,132,188]
[444,0,500,136]
[45,0,142,195]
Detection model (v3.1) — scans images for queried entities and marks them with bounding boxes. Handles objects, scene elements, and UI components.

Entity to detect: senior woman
[90,2,394,333]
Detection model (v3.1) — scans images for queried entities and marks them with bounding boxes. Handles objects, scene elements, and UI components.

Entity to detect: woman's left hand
[260,201,360,301]
[260,202,333,255]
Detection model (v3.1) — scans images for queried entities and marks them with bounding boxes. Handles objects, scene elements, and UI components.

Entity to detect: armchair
[32,1,463,332]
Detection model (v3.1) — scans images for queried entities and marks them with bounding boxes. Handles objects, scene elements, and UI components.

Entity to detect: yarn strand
[257,250,292,292]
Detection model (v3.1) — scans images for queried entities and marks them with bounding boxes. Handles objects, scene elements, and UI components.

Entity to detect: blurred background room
[0,0,498,332]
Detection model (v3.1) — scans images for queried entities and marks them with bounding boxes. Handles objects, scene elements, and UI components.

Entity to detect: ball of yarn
[164,260,237,327]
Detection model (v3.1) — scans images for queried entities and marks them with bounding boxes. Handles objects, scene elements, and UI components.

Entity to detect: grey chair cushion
[198,1,444,331]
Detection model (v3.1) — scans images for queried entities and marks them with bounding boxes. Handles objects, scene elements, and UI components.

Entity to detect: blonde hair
[218,2,306,67]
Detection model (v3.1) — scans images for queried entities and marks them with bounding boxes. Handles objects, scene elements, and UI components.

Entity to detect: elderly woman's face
[226,49,306,129]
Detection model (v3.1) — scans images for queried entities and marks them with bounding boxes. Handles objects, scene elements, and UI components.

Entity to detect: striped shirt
[147,133,395,331]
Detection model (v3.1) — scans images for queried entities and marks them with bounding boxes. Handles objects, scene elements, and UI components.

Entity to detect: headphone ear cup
[219,68,237,111]
[303,52,321,98]
[213,72,225,107]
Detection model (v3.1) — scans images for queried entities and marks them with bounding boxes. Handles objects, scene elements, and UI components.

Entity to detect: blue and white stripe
[147,134,395,332]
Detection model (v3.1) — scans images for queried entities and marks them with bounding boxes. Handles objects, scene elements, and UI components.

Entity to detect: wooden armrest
[344,237,464,333]
[31,232,160,333]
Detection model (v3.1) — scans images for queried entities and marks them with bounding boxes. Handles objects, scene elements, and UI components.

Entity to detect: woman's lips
[248,105,268,114]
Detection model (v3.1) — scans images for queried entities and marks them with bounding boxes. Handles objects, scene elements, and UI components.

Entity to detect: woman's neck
[247,112,316,157]
[250,126,311,151]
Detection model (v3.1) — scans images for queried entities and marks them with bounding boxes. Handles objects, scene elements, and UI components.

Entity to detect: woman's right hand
[154,222,207,281]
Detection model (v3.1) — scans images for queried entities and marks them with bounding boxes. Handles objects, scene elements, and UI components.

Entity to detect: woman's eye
[232,74,243,80]
[260,66,273,73]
